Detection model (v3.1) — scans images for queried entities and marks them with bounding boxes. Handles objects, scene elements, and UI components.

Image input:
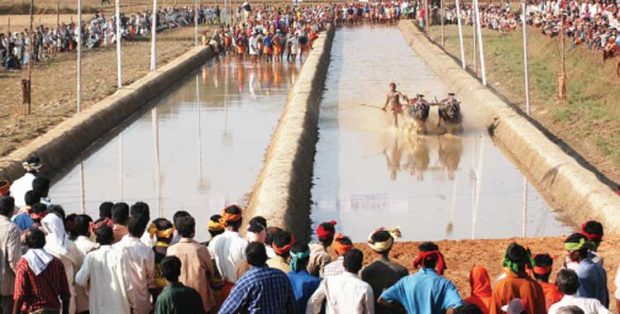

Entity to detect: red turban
[413,250,447,275]
[316,220,337,241]
[580,222,603,242]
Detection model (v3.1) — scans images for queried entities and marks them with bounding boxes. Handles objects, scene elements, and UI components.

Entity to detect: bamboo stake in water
[473,0,487,85]
[150,0,157,71]
[455,0,466,69]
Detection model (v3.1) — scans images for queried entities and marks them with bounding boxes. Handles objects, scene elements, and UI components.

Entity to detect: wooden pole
[472,16,477,75]
[522,1,530,115]
[455,0,466,69]
[473,0,487,85]
[151,109,161,215]
[194,0,199,46]
[150,0,157,70]
[557,1,567,100]
[56,0,60,29]
[77,0,82,112]
[25,0,34,115]
[7,16,10,33]
[440,0,445,46]
[115,0,122,88]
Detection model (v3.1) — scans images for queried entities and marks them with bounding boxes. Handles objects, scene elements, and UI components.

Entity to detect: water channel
[310,25,571,241]
[51,57,300,240]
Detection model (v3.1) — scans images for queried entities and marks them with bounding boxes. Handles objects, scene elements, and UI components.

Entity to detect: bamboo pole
[151,109,161,215]
[25,0,34,115]
[194,0,199,46]
[522,1,531,114]
[473,0,487,85]
[115,0,122,88]
[557,1,567,100]
[150,0,157,70]
[77,0,82,112]
[56,0,60,29]
[455,0,466,69]
[440,0,445,46]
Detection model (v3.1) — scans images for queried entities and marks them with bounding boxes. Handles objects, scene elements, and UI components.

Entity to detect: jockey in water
[382,82,408,128]
[408,94,431,134]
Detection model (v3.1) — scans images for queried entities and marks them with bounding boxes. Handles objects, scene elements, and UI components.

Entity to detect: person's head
[448,92,456,100]
[249,216,267,229]
[222,205,243,230]
[0,196,15,217]
[130,201,150,220]
[111,202,129,225]
[207,214,225,238]
[172,210,191,227]
[247,219,267,243]
[502,243,531,275]
[343,248,364,274]
[30,203,48,223]
[580,220,603,248]
[149,218,175,243]
[94,225,114,245]
[469,266,492,297]
[556,305,585,314]
[99,202,114,219]
[454,304,483,314]
[32,177,50,198]
[367,227,400,256]
[72,214,93,238]
[23,155,42,174]
[556,269,580,295]
[127,215,149,238]
[24,190,42,206]
[289,241,310,272]
[418,242,440,268]
[25,228,46,249]
[266,226,282,246]
[47,204,65,220]
[332,233,353,257]
[532,253,554,282]
[564,233,595,262]
[160,256,182,283]
[0,180,10,196]
[246,242,268,267]
[316,220,337,246]
[176,215,195,239]
[272,230,294,258]
[389,82,396,91]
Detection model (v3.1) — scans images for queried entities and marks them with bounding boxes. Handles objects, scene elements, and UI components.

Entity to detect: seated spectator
[155,256,205,314]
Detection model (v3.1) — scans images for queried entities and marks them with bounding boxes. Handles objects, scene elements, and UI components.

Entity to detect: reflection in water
[310,26,570,241]
[51,56,301,241]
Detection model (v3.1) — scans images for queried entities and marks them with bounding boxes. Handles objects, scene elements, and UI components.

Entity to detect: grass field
[425,24,620,182]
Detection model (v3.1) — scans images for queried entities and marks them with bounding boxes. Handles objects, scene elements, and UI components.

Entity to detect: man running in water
[382,82,407,128]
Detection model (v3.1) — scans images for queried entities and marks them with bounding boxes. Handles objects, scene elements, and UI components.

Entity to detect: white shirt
[208,230,247,283]
[75,245,133,314]
[74,236,100,256]
[9,173,36,207]
[113,235,155,314]
[73,236,99,313]
[548,294,610,314]
[306,272,375,314]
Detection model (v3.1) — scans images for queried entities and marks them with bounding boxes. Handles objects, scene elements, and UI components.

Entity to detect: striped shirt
[0,215,22,296]
[321,256,345,278]
[13,256,70,312]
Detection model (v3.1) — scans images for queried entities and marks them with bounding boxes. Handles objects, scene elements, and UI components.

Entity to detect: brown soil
[0,24,211,157]
[352,237,620,311]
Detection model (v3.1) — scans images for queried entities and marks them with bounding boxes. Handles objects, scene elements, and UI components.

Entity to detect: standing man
[167,215,217,313]
[287,242,320,314]
[267,230,294,273]
[10,155,41,208]
[548,269,610,314]
[382,82,407,128]
[155,256,205,314]
[308,220,336,277]
[0,196,22,314]
[113,216,155,314]
[219,243,295,313]
[564,233,609,307]
[307,248,374,314]
[13,229,70,314]
[532,253,563,311]
[321,233,353,278]
[362,228,408,314]
[379,242,463,313]
[111,203,130,243]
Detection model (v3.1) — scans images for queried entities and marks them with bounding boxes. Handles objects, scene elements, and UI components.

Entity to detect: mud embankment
[246,26,336,241]
[398,20,620,233]
[0,45,216,182]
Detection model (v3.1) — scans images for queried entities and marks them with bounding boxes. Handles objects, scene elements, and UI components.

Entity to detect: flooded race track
[310,26,572,241]
[51,57,300,240]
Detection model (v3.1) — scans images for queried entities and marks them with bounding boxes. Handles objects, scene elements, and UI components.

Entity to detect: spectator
[111,202,130,243]
[463,266,492,314]
[32,177,51,205]
[75,225,133,314]
[13,228,70,314]
[268,229,294,273]
[308,220,337,276]
[72,214,99,314]
[206,214,225,244]
[489,243,545,314]
[361,227,408,314]
[0,196,22,314]
[379,242,463,313]
[148,217,175,302]
[167,215,217,312]
[533,253,563,311]
[322,233,353,278]
[11,190,41,232]
[548,269,610,314]
[564,233,609,307]
[113,215,155,314]
[287,241,320,313]
[10,155,41,208]
[155,256,205,314]
[579,221,604,265]
[219,242,295,313]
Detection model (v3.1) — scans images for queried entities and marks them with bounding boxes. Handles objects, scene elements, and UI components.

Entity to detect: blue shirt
[287,270,321,314]
[380,268,463,314]
[219,265,295,314]
[11,212,33,232]
[576,258,609,307]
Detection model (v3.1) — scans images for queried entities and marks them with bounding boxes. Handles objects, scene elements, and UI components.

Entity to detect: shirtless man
[382,82,407,128]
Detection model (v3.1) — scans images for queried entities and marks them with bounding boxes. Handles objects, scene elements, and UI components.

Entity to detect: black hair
[65,213,78,234]
[266,226,282,246]
[172,210,191,226]
[130,202,150,220]
[273,230,293,257]
[370,230,392,243]
[556,305,585,314]
[95,225,114,245]
[556,269,580,295]
[72,214,92,237]
[24,190,42,206]
[24,155,41,174]
[30,203,47,215]
[112,202,129,225]
[454,303,483,314]
[176,216,195,238]
[47,205,65,220]
[246,242,268,267]
[247,220,266,233]
[249,216,267,228]
[160,256,182,282]
[419,242,440,268]
[343,248,364,274]
[127,215,149,238]
[223,205,243,229]
[505,243,530,271]
[533,253,553,282]
[0,196,15,216]
[32,177,50,198]
[582,220,604,244]
[99,202,114,219]
[26,228,46,249]
[564,233,589,258]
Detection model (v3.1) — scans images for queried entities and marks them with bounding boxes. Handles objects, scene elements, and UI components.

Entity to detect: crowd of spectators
[0,155,618,313]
